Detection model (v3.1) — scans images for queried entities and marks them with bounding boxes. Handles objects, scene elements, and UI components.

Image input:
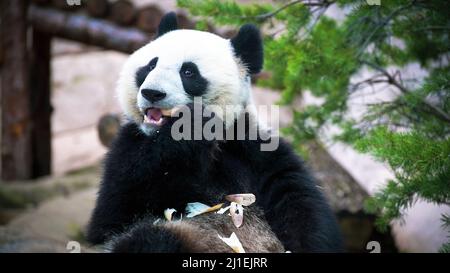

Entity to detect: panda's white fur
[117,29,254,136]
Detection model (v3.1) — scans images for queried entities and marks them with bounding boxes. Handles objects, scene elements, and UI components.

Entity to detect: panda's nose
[141,89,167,103]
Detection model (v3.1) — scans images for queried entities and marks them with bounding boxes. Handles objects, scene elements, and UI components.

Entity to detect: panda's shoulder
[116,122,144,141]
[104,122,149,167]
[109,122,146,150]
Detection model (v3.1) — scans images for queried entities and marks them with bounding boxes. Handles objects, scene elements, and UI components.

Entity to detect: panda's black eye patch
[180,62,208,96]
[135,57,158,88]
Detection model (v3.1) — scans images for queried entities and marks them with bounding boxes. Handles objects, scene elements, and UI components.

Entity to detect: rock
[0,165,100,216]
[97,114,121,148]
[306,141,397,252]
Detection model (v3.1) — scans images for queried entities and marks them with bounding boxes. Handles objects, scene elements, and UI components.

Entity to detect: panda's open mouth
[143,108,171,126]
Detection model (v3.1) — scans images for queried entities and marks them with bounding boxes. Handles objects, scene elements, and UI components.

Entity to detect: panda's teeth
[153,117,164,126]
[143,114,166,126]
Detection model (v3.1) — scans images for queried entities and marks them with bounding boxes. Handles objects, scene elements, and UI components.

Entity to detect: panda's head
[117,12,263,135]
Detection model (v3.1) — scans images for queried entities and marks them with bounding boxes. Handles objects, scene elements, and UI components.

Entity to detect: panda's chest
[147,149,255,211]
[210,153,255,192]
[166,151,254,189]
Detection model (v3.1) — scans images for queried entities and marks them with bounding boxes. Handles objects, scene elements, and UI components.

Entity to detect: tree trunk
[176,13,196,30]
[29,5,151,53]
[0,0,33,180]
[135,5,163,33]
[31,0,50,5]
[109,0,135,26]
[29,29,52,178]
[86,0,110,18]
[51,0,81,10]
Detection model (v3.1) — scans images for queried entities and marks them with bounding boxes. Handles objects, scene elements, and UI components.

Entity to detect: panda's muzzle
[140,89,172,126]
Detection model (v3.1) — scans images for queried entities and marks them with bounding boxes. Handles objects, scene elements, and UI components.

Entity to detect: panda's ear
[157,12,178,37]
[231,24,263,74]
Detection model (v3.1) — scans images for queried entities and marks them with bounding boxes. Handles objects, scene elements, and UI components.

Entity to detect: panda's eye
[179,62,208,96]
[183,69,194,77]
[148,57,158,71]
[180,62,199,79]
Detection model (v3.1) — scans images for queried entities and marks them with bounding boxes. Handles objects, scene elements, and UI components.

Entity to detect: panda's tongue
[147,108,162,121]
[144,108,166,126]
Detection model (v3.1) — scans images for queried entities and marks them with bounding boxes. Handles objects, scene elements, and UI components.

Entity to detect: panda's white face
[116,13,263,136]
[117,30,250,135]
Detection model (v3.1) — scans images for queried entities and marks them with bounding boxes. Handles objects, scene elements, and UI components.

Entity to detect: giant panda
[86,12,343,253]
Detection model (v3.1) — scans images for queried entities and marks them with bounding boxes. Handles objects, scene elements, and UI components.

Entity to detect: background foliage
[177,0,450,251]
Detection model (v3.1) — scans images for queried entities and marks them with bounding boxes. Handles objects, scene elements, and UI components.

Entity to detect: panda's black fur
[87,110,343,252]
[86,13,343,253]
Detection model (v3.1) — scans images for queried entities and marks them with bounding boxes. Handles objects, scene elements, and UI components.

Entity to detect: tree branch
[244,0,333,22]
[362,60,450,124]
[28,5,151,54]
[412,26,450,32]
[349,76,390,93]
[357,1,415,57]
